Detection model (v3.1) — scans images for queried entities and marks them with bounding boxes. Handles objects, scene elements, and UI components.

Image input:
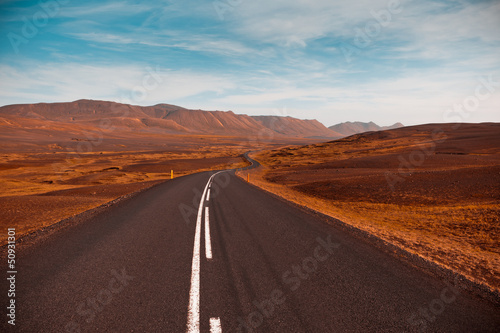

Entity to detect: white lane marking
[206,188,211,201]
[210,317,222,333]
[187,171,224,333]
[205,207,212,259]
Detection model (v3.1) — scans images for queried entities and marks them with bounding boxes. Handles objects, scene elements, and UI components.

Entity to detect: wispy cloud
[57,1,154,18]
[68,31,270,57]
[0,0,499,126]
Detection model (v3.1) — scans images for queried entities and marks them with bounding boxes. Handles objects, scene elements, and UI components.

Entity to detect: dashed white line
[206,188,211,201]
[205,207,212,259]
[187,171,224,333]
[210,317,222,333]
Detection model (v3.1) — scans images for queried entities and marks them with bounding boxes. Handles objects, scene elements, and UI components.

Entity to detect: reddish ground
[0,125,316,245]
[245,123,500,291]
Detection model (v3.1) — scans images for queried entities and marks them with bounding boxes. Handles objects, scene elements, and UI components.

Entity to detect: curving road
[1,159,499,332]
[239,152,260,170]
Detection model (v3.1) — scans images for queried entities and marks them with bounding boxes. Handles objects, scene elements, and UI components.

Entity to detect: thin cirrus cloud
[67,31,268,58]
[55,1,154,18]
[0,0,498,126]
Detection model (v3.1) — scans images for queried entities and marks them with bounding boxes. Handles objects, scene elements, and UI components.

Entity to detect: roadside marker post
[171,170,174,179]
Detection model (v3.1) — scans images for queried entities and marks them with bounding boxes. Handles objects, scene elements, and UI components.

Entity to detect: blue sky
[0,0,499,126]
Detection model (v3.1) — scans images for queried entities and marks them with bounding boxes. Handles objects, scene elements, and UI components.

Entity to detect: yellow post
[171,170,173,179]
[247,173,249,182]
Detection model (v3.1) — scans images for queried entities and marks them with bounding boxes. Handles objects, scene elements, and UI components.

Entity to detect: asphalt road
[2,159,499,332]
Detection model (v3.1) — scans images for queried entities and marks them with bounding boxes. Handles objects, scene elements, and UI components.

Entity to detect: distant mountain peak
[329,121,404,137]
[152,103,186,109]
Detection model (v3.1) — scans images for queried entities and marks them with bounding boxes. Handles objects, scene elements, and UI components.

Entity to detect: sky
[0,0,499,127]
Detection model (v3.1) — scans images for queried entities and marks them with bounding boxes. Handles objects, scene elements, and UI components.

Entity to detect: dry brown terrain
[1,100,327,245]
[0,143,248,245]
[243,123,500,291]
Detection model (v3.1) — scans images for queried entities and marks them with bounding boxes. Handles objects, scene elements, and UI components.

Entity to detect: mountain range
[0,100,404,141]
[329,121,404,137]
[0,100,342,139]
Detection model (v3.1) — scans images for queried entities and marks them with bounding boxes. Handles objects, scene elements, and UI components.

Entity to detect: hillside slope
[253,116,342,138]
[0,100,340,138]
